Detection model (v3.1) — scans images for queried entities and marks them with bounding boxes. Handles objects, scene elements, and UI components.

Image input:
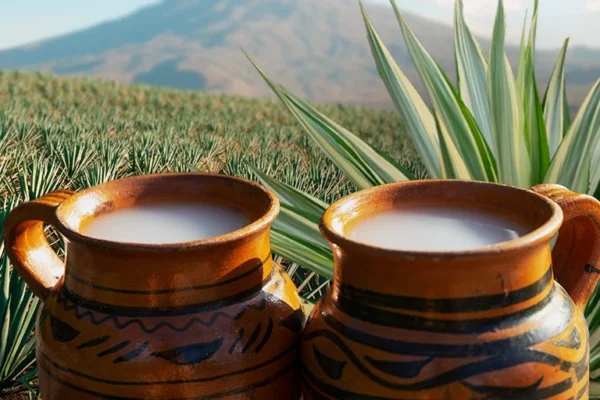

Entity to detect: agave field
[2,0,600,396]
[0,69,423,396]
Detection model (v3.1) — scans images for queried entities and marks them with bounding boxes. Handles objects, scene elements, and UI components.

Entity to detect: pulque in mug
[3,173,304,399]
[302,180,600,399]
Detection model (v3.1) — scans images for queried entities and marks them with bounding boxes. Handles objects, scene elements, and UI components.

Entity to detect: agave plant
[0,199,40,395]
[246,0,600,387]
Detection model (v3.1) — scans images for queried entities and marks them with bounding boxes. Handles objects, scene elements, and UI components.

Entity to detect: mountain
[0,0,598,110]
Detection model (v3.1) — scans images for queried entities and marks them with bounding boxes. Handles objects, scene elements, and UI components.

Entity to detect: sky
[372,0,599,49]
[0,0,158,50]
[0,0,598,51]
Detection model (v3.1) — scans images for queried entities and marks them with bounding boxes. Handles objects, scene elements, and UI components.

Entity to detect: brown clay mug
[302,180,600,399]
[3,173,304,399]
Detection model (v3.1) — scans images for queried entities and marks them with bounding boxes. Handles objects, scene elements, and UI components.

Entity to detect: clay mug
[302,180,600,399]
[3,173,304,399]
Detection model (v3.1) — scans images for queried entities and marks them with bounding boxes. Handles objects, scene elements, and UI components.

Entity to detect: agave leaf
[454,0,492,150]
[360,3,440,178]
[287,89,414,181]
[529,74,550,183]
[563,84,572,134]
[246,52,411,189]
[248,165,328,217]
[517,0,549,184]
[435,111,462,180]
[275,204,330,250]
[517,0,539,89]
[516,9,529,95]
[545,78,600,193]
[489,0,531,188]
[543,39,570,157]
[0,199,40,388]
[390,0,497,183]
[268,202,333,279]
[590,137,600,198]
[270,229,333,280]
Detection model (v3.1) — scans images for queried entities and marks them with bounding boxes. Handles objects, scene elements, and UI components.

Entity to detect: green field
[0,70,423,396]
[0,70,424,202]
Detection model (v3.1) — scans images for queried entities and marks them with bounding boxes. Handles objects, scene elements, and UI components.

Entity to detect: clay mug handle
[533,184,600,309]
[2,190,74,301]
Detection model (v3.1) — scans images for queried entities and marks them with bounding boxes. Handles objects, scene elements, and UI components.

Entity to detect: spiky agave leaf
[0,199,40,391]
[516,0,550,184]
[249,165,328,217]
[545,78,600,193]
[454,0,492,150]
[390,0,498,183]
[360,2,442,178]
[245,51,412,190]
[489,0,531,188]
[544,39,570,157]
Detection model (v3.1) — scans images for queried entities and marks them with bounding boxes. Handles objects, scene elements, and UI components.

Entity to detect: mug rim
[54,173,280,251]
[320,179,564,259]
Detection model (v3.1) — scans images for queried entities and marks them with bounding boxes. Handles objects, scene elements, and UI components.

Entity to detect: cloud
[587,0,600,11]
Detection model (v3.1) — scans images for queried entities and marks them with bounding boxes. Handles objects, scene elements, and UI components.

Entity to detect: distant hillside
[0,0,598,110]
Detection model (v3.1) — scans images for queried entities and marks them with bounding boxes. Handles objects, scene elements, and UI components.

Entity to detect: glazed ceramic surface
[302,181,600,399]
[3,174,304,399]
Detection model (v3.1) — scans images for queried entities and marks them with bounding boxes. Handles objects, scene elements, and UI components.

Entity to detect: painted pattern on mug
[302,274,589,399]
[38,262,303,399]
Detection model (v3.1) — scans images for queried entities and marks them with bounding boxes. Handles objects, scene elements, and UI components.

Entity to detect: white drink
[347,207,526,251]
[82,202,250,244]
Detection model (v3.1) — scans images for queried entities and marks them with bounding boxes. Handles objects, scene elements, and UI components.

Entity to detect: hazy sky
[0,0,597,51]
[0,0,158,50]
[372,0,598,49]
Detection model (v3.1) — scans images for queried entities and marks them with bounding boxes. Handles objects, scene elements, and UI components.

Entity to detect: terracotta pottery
[302,180,600,399]
[3,173,304,399]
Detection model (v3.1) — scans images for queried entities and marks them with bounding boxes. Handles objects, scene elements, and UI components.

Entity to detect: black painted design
[55,291,267,333]
[255,318,273,353]
[229,328,245,354]
[532,379,574,398]
[365,356,433,379]
[39,353,298,399]
[577,380,589,399]
[301,285,584,397]
[77,335,111,350]
[302,366,409,400]
[335,286,556,333]
[313,345,346,380]
[462,377,542,397]
[585,264,600,274]
[463,377,573,399]
[561,361,572,372]
[98,341,130,357]
[555,327,581,349]
[151,338,223,365]
[574,346,588,381]
[65,257,269,294]
[113,341,149,364]
[323,286,575,346]
[60,280,267,318]
[50,315,81,343]
[241,323,262,353]
[304,329,564,391]
[279,309,304,333]
[304,365,573,399]
[40,343,299,386]
[338,267,553,313]
[320,296,572,358]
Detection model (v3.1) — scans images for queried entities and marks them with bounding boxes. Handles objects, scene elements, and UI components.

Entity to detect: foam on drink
[82,201,250,244]
[346,207,526,251]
